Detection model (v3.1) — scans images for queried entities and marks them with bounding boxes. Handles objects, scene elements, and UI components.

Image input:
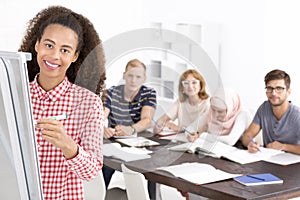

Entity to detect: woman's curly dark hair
[18,5,106,96]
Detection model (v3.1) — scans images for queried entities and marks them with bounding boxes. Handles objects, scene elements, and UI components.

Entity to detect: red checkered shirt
[30,76,104,200]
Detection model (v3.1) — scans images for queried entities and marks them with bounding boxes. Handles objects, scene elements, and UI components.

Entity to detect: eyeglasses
[265,86,286,93]
[181,80,200,87]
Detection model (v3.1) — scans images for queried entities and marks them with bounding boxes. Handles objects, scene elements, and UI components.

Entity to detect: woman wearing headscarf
[187,88,251,146]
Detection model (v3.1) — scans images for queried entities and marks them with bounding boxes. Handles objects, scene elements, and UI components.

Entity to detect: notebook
[233,173,283,186]
[157,162,240,185]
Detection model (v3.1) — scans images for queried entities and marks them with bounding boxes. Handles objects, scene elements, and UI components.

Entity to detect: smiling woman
[19,6,106,95]
[34,24,80,91]
[18,6,106,200]
[153,69,210,134]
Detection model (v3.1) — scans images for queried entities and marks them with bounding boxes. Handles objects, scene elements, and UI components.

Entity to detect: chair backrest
[83,171,106,200]
[121,163,150,200]
[160,184,186,200]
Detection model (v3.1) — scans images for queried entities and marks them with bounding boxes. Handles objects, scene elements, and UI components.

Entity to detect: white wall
[142,0,265,110]
[264,0,300,107]
[1,0,300,111]
[0,0,143,51]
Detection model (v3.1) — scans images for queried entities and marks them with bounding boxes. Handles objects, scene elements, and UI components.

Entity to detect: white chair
[107,170,126,190]
[105,171,128,200]
[83,171,106,200]
[121,163,188,200]
[121,163,150,200]
[160,184,185,200]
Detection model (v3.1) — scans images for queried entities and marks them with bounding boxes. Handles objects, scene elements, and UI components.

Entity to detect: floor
[105,188,128,200]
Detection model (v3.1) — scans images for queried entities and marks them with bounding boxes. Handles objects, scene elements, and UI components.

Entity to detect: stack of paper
[157,127,178,137]
[157,162,240,185]
[103,143,152,162]
[115,137,160,147]
[111,135,136,139]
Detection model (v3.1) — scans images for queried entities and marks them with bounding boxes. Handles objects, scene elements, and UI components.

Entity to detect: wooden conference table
[104,132,300,200]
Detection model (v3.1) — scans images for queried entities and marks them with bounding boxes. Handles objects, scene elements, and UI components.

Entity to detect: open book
[221,147,283,164]
[262,151,300,165]
[168,138,300,165]
[157,162,240,185]
[222,147,300,165]
[168,139,236,158]
[103,143,152,162]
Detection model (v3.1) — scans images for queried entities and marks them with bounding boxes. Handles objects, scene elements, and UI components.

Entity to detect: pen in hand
[182,127,192,135]
[152,119,166,130]
[152,119,160,127]
[182,126,199,136]
[35,113,68,124]
[248,135,261,152]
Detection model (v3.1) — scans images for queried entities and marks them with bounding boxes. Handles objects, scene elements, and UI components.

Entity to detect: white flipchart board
[0,51,43,200]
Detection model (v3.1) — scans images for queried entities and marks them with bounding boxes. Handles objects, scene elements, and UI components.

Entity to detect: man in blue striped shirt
[102,59,157,196]
[104,58,157,138]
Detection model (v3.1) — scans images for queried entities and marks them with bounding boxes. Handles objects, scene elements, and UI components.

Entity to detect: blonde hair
[125,59,146,72]
[178,69,209,102]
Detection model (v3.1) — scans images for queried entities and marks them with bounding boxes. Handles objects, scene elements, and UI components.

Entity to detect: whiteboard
[0,51,43,200]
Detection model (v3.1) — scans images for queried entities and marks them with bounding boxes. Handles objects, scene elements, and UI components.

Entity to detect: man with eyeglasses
[242,69,300,155]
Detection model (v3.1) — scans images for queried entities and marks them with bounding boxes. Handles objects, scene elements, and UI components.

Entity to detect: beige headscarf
[206,88,241,136]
